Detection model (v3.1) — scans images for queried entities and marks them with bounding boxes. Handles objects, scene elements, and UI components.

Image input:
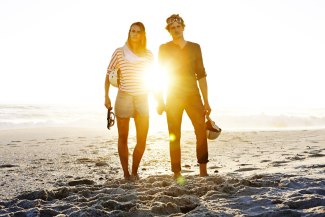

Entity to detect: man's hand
[105,96,111,109]
[204,103,211,117]
[156,102,166,115]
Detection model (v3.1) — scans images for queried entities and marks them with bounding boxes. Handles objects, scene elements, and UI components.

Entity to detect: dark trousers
[166,94,209,173]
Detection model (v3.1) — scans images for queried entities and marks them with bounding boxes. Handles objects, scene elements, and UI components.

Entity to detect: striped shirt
[107,45,154,95]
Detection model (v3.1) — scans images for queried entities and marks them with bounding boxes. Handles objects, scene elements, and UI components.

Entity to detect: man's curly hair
[165,14,185,31]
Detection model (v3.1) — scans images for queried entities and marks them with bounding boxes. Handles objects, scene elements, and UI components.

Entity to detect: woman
[105,22,153,180]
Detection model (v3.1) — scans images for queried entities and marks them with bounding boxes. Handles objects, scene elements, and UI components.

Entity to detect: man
[156,14,211,178]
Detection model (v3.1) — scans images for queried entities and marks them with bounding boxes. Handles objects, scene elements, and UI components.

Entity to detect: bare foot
[124,173,131,181]
[131,173,140,181]
[199,163,209,177]
[173,172,182,180]
[124,176,131,181]
[173,172,186,185]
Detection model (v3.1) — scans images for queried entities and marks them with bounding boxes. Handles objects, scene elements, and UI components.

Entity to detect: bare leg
[131,114,149,177]
[117,117,130,179]
[199,163,208,177]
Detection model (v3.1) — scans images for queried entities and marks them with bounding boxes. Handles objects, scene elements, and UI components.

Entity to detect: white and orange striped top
[107,45,154,96]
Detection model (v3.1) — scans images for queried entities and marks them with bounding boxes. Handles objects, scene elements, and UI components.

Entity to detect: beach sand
[0,127,324,216]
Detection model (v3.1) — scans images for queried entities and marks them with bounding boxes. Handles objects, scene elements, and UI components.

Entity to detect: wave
[1,104,325,131]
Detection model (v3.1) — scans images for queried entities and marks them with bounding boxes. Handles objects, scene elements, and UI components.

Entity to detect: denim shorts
[115,91,149,118]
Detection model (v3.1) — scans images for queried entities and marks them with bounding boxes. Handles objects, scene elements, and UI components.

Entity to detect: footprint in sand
[252,154,261,157]
[234,167,259,172]
[270,160,289,167]
[309,153,325,158]
[238,164,252,166]
[181,169,195,174]
[307,149,325,157]
[6,143,18,147]
[309,164,325,169]
[0,164,19,168]
[296,164,325,170]
[95,161,108,167]
[209,166,222,169]
[76,158,94,164]
[68,179,95,186]
[287,155,305,161]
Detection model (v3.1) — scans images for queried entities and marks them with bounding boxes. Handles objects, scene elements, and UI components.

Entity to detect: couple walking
[104,14,212,181]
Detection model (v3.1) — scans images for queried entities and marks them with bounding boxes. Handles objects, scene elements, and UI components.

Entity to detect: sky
[1,0,325,113]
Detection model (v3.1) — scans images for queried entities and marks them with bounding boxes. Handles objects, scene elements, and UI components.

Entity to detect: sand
[0,127,324,216]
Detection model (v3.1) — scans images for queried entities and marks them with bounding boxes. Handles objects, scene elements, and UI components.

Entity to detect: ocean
[0,104,106,130]
[1,104,325,131]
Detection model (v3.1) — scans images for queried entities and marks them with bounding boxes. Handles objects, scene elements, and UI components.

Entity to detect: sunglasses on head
[107,107,115,130]
[167,17,183,25]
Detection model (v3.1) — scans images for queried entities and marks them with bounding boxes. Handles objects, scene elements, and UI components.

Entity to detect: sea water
[0,104,105,129]
[1,104,325,131]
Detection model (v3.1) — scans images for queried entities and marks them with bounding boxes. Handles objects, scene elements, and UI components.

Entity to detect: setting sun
[143,63,169,94]
[143,63,170,114]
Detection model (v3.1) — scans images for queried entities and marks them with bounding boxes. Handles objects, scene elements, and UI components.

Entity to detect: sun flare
[142,63,170,113]
[143,63,169,94]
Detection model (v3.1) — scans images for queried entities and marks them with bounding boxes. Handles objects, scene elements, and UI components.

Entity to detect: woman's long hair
[127,22,147,55]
